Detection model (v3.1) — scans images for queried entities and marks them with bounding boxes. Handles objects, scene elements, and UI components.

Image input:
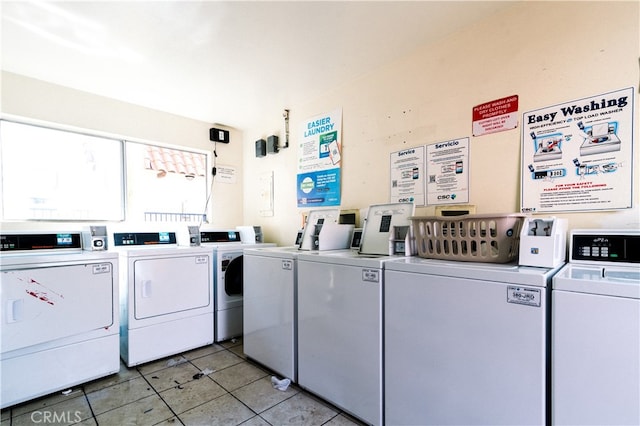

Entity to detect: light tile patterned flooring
[1,339,365,426]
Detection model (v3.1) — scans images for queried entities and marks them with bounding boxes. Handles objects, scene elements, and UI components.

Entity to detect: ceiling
[1,1,517,130]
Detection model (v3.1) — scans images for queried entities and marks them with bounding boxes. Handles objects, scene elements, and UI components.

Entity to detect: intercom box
[210,128,230,143]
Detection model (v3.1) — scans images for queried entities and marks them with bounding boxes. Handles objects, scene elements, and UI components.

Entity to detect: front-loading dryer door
[133,254,211,320]
[2,262,116,352]
[224,255,243,296]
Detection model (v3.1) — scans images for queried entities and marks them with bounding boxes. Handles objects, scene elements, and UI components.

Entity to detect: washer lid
[385,256,557,287]
[553,263,640,299]
[243,245,300,260]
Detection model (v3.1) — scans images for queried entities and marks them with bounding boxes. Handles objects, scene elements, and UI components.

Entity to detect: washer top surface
[298,249,406,268]
[553,263,640,298]
[243,245,301,259]
[211,242,275,254]
[385,256,561,287]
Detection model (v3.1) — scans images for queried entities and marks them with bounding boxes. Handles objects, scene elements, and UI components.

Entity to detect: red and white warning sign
[472,95,519,136]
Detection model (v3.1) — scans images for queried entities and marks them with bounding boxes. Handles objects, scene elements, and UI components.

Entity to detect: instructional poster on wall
[521,87,634,213]
[426,137,470,205]
[297,108,342,207]
[390,146,426,205]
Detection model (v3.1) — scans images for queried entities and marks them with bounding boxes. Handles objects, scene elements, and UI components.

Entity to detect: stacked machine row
[0,225,271,409]
[242,205,639,426]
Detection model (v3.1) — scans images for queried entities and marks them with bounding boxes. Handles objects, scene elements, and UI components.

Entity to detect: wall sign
[521,87,634,213]
[426,137,470,205]
[390,146,426,206]
[297,109,342,207]
[472,95,519,137]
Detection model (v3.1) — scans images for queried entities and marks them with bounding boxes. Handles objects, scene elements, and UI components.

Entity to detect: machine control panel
[0,233,82,252]
[113,232,177,246]
[200,231,241,243]
[571,231,640,264]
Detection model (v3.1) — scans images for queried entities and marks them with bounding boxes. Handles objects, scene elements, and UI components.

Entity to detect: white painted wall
[0,71,244,229]
[1,2,638,244]
[243,1,640,245]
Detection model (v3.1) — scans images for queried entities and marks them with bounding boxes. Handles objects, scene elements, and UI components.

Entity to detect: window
[0,120,124,221]
[0,120,210,223]
[126,142,209,223]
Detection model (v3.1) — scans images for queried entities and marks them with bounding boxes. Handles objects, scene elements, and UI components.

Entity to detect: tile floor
[1,338,365,426]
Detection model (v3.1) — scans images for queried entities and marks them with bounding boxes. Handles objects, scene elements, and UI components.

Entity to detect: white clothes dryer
[1,231,119,408]
[112,231,213,367]
[552,229,639,426]
[384,257,561,425]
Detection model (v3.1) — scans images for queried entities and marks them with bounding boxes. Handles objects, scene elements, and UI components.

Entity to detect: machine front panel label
[507,286,541,307]
[362,268,380,283]
[195,256,208,264]
[92,263,112,274]
[282,260,293,270]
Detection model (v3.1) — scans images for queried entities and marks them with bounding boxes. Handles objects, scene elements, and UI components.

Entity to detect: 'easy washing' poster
[521,87,634,213]
[297,109,342,207]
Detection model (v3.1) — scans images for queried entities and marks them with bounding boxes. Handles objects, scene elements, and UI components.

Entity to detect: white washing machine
[112,231,213,367]
[296,202,414,426]
[552,229,640,426]
[1,231,119,408]
[201,230,274,342]
[244,245,300,381]
[242,210,345,381]
[384,257,561,425]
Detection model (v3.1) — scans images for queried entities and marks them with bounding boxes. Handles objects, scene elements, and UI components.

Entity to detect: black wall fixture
[210,128,230,143]
[267,135,279,154]
[255,139,266,157]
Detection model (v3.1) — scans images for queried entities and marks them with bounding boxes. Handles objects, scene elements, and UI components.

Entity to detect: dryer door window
[224,255,243,296]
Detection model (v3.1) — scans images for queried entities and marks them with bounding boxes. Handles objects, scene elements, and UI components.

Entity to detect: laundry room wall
[0,71,243,229]
[242,1,640,246]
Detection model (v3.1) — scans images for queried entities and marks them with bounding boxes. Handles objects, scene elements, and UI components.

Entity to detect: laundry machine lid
[243,245,300,259]
[385,256,557,287]
[552,263,640,299]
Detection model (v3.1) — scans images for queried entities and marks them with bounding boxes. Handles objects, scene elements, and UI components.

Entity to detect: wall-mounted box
[210,127,230,143]
[255,139,266,157]
[267,135,279,153]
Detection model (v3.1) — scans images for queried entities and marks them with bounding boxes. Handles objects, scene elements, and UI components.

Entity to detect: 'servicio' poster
[297,109,342,208]
[521,88,634,213]
[426,137,470,205]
